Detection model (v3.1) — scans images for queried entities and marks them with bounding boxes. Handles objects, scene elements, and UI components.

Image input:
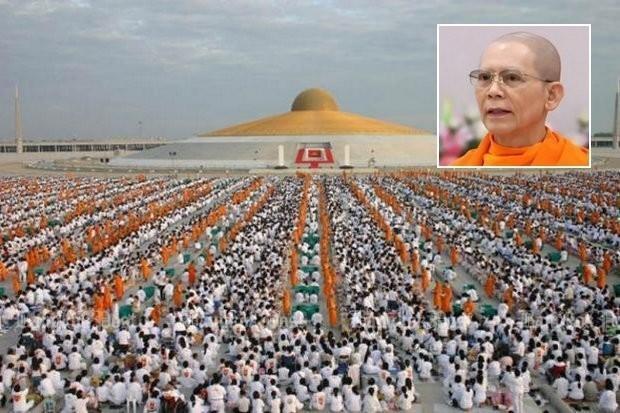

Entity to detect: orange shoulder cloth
[450,129,589,167]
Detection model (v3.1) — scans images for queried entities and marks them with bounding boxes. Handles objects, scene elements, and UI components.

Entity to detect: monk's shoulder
[450,149,481,167]
[555,133,589,166]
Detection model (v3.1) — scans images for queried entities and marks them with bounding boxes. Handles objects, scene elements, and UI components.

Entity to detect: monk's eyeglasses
[469,69,555,88]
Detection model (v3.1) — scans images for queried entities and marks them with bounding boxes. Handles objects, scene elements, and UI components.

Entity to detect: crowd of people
[0,171,617,412]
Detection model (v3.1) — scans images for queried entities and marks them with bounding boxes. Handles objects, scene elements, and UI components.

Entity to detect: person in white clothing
[598,379,618,413]
[269,391,282,413]
[362,387,382,413]
[552,376,569,399]
[344,386,362,412]
[508,369,525,413]
[38,374,56,398]
[109,375,127,406]
[207,378,227,413]
[282,387,303,413]
[12,384,34,413]
[251,391,265,413]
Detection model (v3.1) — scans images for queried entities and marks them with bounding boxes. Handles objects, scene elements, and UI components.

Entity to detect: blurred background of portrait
[437,25,589,166]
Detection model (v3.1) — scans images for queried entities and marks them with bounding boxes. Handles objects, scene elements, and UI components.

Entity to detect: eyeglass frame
[468,69,556,88]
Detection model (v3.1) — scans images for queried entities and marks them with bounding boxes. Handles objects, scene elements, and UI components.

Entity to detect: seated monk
[463,299,475,317]
[450,32,588,167]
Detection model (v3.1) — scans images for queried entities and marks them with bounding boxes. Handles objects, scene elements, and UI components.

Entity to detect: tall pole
[278,145,284,167]
[614,79,620,150]
[15,85,23,153]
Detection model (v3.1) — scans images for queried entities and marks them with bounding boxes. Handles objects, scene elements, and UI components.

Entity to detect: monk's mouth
[487,109,512,116]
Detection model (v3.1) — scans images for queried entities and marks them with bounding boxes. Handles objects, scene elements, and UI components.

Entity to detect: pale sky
[0,0,618,141]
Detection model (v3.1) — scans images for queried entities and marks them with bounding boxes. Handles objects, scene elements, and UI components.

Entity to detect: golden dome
[291,88,339,111]
[200,88,429,137]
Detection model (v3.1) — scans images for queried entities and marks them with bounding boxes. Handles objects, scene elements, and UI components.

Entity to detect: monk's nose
[486,79,505,98]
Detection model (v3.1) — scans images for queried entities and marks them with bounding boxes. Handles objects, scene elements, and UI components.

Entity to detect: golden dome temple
[111,88,436,170]
[201,88,426,137]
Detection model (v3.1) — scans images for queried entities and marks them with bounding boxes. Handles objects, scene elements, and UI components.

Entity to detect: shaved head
[488,32,561,81]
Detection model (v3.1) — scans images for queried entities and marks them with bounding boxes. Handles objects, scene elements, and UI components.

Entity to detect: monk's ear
[544,82,564,111]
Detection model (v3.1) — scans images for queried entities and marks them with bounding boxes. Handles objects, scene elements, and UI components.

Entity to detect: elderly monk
[451,32,588,167]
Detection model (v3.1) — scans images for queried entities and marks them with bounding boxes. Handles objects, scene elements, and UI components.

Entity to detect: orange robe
[433,282,443,309]
[441,284,453,314]
[113,275,125,300]
[503,287,514,309]
[187,263,197,285]
[0,262,7,281]
[151,304,161,324]
[451,129,588,167]
[463,299,475,317]
[597,267,607,289]
[436,237,444,254]
[450,246,459,267]
[93,294,105,324]
[554,233,564,251]
[484,274,496,298]
[327,298,338,327]
[140,258,151,280]
[103,286,113,311]
[514,232,523,247]
[27,269,35,285]
[411,251,420,276]
[578,242,588,262]
[583,264,593,285]
[282,289,291,315]
[173,284,183,308]
[603,253,612,274]
[12,274,21,294]
[421,268,431,292]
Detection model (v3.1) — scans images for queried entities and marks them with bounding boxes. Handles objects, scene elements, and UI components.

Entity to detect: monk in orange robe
[450,33,588,167]
[583,264,593,285]
[433,282,443,309]
[205,250,214,268]
[554,232,564,251]
[26,268,35,285]
[441,284,453,314]
[113,274,125,300]
[0,262,7,282]
[503,287,514,310]
[411,251,420,275]
[93,294,105,324]
[463,299,475,317]
[597,267,607,289]
[484,274,496,298]
[151,303,162,324]
[161,246,170,266]
[103,286,113,311]
[578,242,588,262]
[327,299,338,327]
[602,252,612,274]
[282,289,291,315]
[140,258,151,280]
[450,246,459,267]
[12,274,21,294]
[421,268,431,292]
[173,283,183,308]
[436,236,444,254]
[187,263,197,285]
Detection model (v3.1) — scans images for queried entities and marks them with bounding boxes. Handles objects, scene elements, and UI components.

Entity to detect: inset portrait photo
[437,24,590,168]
